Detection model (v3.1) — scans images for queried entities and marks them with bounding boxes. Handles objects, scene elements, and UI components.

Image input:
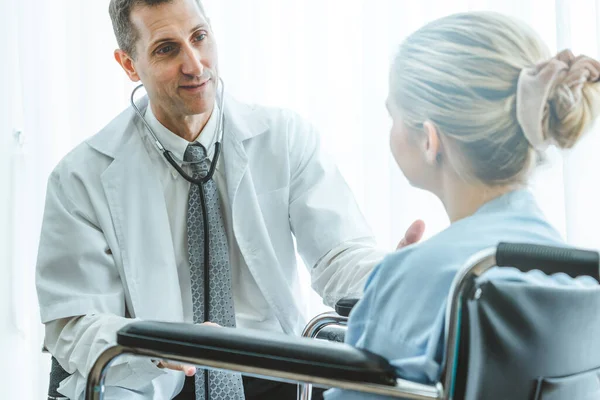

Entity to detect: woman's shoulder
[378,193,563,281]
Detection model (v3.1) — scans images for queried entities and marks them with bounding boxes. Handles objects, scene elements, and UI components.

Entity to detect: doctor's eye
[157,45,176,55]
[193,32,207,42]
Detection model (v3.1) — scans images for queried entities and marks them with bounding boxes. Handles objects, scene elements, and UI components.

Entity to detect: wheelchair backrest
[454,280,600,400]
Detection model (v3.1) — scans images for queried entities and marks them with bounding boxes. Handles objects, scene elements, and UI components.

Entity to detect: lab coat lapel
[100,114,184,322]
[223,98,299,334]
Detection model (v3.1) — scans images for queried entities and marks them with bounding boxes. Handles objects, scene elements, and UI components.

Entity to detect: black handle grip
[335,297,360,317]
[315,325,346,343]
[496,242,599,281]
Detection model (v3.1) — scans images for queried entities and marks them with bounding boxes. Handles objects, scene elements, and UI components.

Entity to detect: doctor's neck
[150,102,214,142]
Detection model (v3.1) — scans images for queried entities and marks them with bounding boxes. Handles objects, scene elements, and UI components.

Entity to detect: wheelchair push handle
[335,298,360,317]
[496,242,600,281]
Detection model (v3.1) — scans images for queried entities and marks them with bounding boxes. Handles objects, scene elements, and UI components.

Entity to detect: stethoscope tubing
[130,79,227,330]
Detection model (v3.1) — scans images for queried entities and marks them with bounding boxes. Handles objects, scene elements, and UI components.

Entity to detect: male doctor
[36,0,423,399]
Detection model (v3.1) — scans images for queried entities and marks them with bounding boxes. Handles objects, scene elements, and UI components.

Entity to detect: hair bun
[517,49,600,150]
[547,69,600,148]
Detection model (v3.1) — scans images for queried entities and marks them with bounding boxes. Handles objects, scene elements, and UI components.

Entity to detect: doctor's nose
[180,45,204,77]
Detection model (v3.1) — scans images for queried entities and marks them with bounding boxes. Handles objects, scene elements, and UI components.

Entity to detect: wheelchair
[52,242,600,400]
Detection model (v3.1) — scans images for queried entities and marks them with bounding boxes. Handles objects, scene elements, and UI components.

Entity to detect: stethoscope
[130,78,226,330]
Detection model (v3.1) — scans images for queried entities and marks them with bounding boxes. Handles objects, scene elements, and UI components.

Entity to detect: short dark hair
[108,0,206,59]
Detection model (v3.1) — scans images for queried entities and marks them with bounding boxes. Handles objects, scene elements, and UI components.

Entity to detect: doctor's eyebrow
[189,23,209,34]
[149,24,209,48]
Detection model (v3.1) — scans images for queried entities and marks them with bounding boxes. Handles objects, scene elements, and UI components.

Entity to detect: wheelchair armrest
[335,297,360,317]
[117,321,396,386]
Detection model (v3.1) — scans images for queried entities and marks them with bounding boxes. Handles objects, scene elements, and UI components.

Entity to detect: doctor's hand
[396,220,425,250]
[156,361,198,376]
[154,322,222,376]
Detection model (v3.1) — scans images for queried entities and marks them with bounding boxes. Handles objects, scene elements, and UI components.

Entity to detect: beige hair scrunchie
[516,49,600,149]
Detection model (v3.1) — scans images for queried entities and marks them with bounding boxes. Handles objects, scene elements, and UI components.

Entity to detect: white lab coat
[36,95,383,399]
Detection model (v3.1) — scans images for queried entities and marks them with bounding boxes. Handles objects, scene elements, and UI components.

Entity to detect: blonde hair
[390,11,600,185]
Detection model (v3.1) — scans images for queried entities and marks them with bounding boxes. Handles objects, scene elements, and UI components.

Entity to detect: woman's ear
[423,121,441,165]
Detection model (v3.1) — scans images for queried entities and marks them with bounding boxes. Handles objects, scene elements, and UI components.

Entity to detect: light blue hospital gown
[324,189,597,399]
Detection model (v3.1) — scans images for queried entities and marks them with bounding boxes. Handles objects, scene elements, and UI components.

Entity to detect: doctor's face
[119,0,218,119]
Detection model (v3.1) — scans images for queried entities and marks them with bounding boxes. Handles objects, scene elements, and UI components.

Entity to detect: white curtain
[2,0,599,397]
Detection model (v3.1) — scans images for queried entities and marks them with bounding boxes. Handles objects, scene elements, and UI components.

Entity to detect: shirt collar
[144,102,220,164]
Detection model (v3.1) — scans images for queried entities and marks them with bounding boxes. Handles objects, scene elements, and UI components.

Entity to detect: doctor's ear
[114,49,141,82]
[422,121,442,165]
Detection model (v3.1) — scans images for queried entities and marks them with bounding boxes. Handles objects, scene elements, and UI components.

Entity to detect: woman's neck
[438,176,521,223]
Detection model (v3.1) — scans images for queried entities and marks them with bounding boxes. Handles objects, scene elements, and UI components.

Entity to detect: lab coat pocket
[256,187,294,264]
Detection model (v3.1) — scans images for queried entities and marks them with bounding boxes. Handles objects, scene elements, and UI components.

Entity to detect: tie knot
[184,143,207,162]
[184,143,210,177]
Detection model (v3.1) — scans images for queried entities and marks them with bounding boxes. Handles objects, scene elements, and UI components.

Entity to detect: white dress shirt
[142,102,284,332]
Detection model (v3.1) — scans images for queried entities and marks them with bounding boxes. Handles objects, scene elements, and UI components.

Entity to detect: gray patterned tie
[185,143,245,400]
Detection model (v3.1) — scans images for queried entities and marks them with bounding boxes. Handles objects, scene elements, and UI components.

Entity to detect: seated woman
[325,11,600,399]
